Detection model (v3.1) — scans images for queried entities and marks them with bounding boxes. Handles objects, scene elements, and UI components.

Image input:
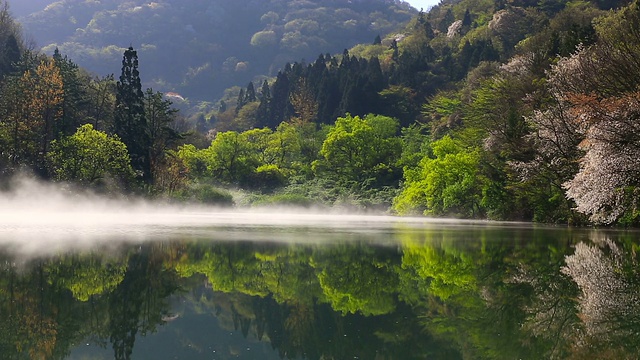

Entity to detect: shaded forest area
[17,0,416,102]
[2,0,640,225]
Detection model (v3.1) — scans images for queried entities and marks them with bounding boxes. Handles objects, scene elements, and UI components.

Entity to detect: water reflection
[0,222,638,359]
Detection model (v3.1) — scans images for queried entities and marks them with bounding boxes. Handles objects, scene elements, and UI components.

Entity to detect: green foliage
[251,164,288,191]
[248,193,314,208]
[206,131,257,184]
[314,114,402,187]
[11,0,640,225]
[394,136,484,217]
[379,85,421,127]
[401,240,478,301]
[311,246,399,316]
[113,46,150,181]
[47,124,134,186]
[47,258,127,301]
[170,183,234,206]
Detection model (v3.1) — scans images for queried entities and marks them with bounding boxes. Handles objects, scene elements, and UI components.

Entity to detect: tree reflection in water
[0,227,638,359]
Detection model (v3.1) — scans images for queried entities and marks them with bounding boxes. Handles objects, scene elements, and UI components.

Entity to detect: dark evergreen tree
[308,54,327,88]
[235,88,246,113]
[266,71,292,128]
[245,81,257,103]
[0,33,20,78]
[416,10,434,39]
[143,88,180,183]
[373,34,382,45]
[256,80,271,126]
[52,48,88,139]
[462,9,472,27]
[390,40,399,63]
[113,47,150,182]
[438,8,455,33]
[316,69,341,123]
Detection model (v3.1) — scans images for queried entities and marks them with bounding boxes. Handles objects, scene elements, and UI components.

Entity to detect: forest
[1,0,639,225]
[17,0,416,102]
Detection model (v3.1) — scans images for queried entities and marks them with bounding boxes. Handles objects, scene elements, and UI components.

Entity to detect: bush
[244,164,288,192]
[171,184,234,206]
[249,193,315,208]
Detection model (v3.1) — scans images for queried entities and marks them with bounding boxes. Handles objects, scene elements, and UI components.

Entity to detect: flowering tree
[521,2,640,224]
[563,94,640,223]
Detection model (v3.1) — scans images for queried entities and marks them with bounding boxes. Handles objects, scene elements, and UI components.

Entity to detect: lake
[0,207,638,360]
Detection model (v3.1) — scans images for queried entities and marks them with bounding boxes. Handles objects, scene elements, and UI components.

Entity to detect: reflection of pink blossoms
[562,239,639,338]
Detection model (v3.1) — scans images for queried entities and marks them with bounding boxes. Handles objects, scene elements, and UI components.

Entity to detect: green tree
[52,48,88,139]
[86,74,116,131]
[0,2,23,78]
[314,113,402,187]
[0,57,64,173]
[206,131,256,184]
[394,136,485,217]
[311,245,398,316]
[113,47,150,182]
[47,124,134,186]
[143,88,180,184]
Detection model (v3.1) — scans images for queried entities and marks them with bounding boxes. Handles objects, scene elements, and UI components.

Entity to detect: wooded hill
[17,0,416,102]
[3,0,640,226]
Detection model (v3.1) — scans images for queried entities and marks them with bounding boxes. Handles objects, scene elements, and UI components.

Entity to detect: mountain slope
[18,0,416,102]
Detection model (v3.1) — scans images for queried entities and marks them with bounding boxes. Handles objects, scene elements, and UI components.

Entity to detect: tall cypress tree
[245,81,257,102]
[267,71,291,128]
[256,80,271,127]
[114,46,150,182]
[235,88,246,113]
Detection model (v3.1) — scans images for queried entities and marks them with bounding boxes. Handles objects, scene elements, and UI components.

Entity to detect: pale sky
[405,0,441,11]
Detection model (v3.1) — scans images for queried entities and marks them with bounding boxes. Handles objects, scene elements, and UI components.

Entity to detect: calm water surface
[0,211,638,360]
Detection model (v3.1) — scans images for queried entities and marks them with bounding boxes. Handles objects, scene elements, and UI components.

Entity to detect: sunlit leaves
[47,123,134,186]
[47,257,127,301]
[314,113,402,186]
[394,136,484,217]
[311,246,398,316]
[0,58,64,170]
[401,242,477,301]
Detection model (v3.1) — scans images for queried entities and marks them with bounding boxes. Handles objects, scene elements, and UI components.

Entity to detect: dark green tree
[0,33,20,78]
[143,88,181,184]
[52,48,88,139]
[462,9,472,27]
[113,47,150,182]
[245,81,257,102]
[256,80,271,124]
[235,88,246,113]
[265,71,292,128]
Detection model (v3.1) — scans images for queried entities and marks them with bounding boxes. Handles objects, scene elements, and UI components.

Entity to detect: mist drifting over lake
[0,175,494,258]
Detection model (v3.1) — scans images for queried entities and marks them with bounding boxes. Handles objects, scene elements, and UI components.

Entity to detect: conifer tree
[256,80,271,126]
[235,88,246,113]
[245,81,257,103]
[143,88,180,183]
[267,71,291,128]
[52,48,87,138]
[0,34,20,78]
[113,46,150,182]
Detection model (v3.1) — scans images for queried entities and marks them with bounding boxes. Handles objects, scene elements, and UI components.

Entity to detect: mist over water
[0,175,510,258]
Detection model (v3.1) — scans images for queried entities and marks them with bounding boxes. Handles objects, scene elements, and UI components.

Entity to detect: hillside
[17,0,416,102]
[4,0,640,226]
